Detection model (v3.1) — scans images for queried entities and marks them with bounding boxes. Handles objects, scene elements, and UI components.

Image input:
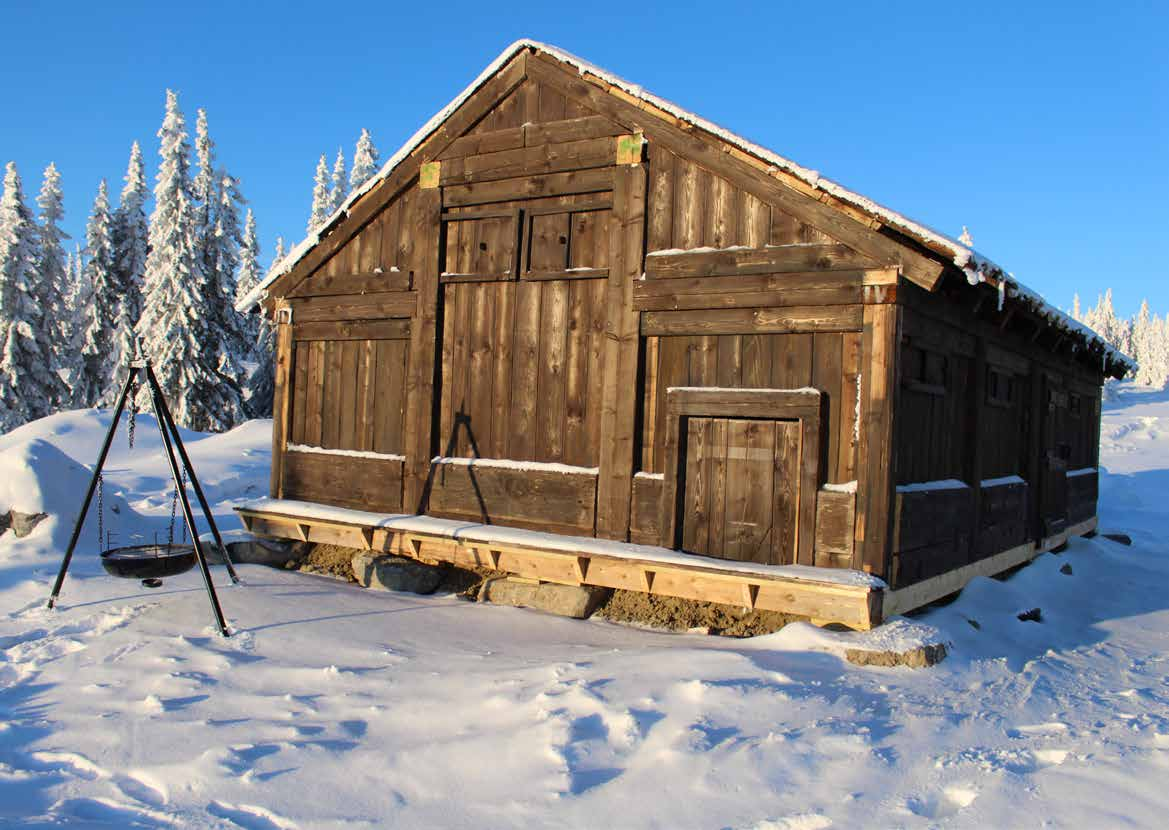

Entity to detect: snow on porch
[236,497,885,589]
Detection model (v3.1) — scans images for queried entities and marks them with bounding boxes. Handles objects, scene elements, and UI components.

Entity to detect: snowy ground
[1,387,1168,829]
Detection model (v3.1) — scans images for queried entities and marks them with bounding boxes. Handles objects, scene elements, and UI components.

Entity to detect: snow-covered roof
[239,39,1133,373]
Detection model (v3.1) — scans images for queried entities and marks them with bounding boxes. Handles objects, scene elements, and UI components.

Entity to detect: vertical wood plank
[596,163,647,540]
[838,331,862,482]
[673,157,702,250]
[354,339,375,451]
[304,340,325,446]
[402,185,442,513]
[270,318,294,497]
[468,282,496,455]
[491,279,515,459]
[772,419,801,564]
[813,332,844,482]
[338,340,359,450]
[564,279,590,466]
[716,335,743,387]
[536,281,569,462]
[705,175,734,248]
[641,335,659,471]
[854,303,900,577]
[706,417,728,557]
[511,279,541,460]
[584,277,607,465]
[320,341,344,448]
[681,417,712,555]
[646,144,674,251]
[290,340,308,445]
[438,285,456,455]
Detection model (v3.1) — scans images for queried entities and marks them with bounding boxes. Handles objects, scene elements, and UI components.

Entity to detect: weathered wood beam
[645,243,880,279]
[442,168,614,207]
[287,270,412,298]
[640,305,863,336]
[853,304,900,578]
[595,163,646,541]
[292,319,411,342]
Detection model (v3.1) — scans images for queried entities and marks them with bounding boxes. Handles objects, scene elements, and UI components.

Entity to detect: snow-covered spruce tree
[78,179,123,406]
[136,89,246,431]
[271,236,286,267]
[35,163,77,406]
[307,154,331,232]
[236,210,274,417]
[330,148,347,213]
[348,128,381,191]
[112,141,149,326]
[0,162,62,430]
[211,169,256,384]
[350,128,379,190]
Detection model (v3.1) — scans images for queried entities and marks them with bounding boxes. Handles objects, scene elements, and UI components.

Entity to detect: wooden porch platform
[235,499,884,629]
[234,500,1098,631]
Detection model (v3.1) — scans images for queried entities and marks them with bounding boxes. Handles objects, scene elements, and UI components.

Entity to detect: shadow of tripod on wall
[415,408,490,525]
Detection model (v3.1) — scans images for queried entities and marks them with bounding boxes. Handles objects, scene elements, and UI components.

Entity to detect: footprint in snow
[904,785,978,819]
[207,800,299,830]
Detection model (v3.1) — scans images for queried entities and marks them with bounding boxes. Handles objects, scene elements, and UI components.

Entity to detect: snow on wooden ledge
[896,479,969,494]
[981,475,1026,488]
[237,498,885,589]
[1068,467,1099,478]
[287,444,405,462]
[665,386,822,396]
[430,456,599,476]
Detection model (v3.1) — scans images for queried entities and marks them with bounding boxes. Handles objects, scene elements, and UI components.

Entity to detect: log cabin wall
[890,283,1105,589]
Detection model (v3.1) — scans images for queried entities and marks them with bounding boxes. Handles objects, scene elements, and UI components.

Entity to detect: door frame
[659,387,824,565]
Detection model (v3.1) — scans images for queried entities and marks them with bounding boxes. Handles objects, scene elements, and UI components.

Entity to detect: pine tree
[330,148,347,213]
[112,141,149,325]
[0,162,61,430]
[136,89,247,431]
[192,108,219,283]
[1072,293,1081,321]
[308,154,331,232]
[211,168,255,382]
[78,180,121,406]
[237,211,274,417]
[958,225,973,247]
[350,128,379,190]
[272,236,286,267]
[35,163,75,405]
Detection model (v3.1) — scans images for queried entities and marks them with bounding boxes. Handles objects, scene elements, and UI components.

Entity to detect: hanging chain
[127,374,139,449]
[180,466,188,544]
[167,472,179,549]
[96,473,104,553]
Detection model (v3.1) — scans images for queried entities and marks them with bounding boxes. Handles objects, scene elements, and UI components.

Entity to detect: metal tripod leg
[146,379,231,638]
[146,365,240,585]
[47,369,139,609]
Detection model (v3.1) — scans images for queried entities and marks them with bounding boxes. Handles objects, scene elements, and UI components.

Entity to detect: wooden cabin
[236,41,1131,629]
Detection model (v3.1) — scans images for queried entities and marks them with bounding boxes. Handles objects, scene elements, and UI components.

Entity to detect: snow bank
[1,388,1168,827]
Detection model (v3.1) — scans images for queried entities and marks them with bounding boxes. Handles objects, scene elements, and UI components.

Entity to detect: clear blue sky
[4,0,1165,316]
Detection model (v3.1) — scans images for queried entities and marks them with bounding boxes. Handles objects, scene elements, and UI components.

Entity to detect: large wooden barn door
[680,417,800,565]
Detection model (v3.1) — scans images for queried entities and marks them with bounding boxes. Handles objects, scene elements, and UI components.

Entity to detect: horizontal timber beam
[640,305,863,336]
[236,505,881,629]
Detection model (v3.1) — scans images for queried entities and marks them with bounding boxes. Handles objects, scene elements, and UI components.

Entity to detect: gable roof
[239,39,1133,375]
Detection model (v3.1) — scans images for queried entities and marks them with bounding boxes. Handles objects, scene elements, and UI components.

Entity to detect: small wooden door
[680,417,801,565]
[1038,375,1069,536]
